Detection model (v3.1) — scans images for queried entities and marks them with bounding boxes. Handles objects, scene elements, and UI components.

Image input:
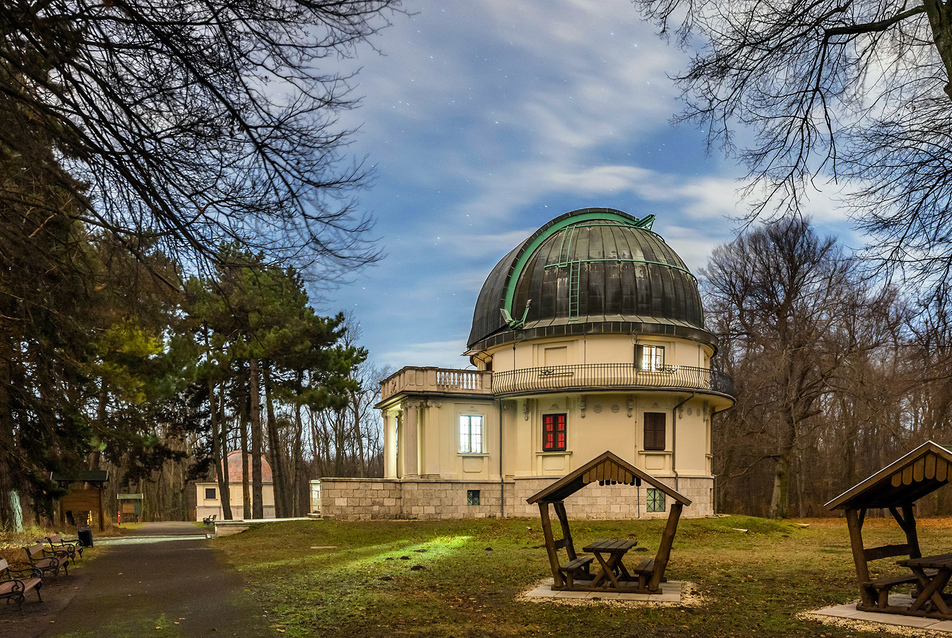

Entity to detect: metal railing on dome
[491,363,735,397]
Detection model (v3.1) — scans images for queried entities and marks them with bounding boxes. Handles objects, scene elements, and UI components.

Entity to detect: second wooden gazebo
[526,450,691,593]
[825,441,952,613]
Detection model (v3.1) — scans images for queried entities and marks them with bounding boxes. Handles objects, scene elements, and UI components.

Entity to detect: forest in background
[708,218,952,518]
[3,225,387,527]
[8,0,952,527]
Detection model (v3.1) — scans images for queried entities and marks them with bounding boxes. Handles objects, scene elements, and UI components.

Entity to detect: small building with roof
[319,207,735,520]
[825,441,952,614]
[194,451,275,521]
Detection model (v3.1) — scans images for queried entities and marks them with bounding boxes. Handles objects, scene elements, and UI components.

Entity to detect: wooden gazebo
[526,450,691,593]
[825,441,952,612]
[52,470,109,532]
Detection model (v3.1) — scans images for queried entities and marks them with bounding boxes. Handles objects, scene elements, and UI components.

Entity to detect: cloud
[378,339,472,370]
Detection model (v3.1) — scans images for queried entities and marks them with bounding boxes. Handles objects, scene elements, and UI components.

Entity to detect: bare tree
[703,217,883,517]
[0,0,399,273]
[633,0,952,284]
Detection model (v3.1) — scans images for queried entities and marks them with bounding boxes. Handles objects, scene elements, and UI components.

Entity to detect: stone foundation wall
[319,476,714,521]
[319,478,504,520]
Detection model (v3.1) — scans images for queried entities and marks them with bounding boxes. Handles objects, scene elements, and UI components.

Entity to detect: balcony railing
[491,363,735,397]
[380,367,493,402]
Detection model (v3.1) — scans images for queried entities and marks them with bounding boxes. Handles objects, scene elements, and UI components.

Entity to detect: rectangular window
[205,487,217,500]
[543,413,567,451]
[467,489,481,506]
[459,415,484,453]
[635,344,665,371]
[644,412,666,451]
[646,488,666,513]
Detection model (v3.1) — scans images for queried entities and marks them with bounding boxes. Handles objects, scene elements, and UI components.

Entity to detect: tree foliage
[633,0,952,282]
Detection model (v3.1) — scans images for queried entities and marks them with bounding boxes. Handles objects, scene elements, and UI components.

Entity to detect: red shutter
[543,414,567,451]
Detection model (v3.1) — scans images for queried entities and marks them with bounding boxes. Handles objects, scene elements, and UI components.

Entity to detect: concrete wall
[318,476,713,521]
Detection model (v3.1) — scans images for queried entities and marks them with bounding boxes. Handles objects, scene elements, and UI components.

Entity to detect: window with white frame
[459,415,484,453]
[635,344,665,371]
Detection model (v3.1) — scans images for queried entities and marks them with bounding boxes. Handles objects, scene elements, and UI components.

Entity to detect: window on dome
[635,345,665,371]
[542,413,567,451]
[459,415,484,454]
[644,412,666,451]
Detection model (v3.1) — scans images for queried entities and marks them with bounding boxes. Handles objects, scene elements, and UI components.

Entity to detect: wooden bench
[558,556,594,588]
[203,514,217,525]
[862,571,935,609]
[45,534,83,562]
[23,542,66,578]
[0,558,42,613]
[630,558,660,589]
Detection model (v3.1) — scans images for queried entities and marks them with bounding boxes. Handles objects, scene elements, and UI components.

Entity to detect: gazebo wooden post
[97,486,105,532]
[649,501,683,591]
[538,502,565,587]
[553,501,578,561]
[891,504,921,559]
[845,507,873,607]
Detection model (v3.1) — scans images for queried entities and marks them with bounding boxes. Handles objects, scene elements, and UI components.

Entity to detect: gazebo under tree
[526,450,691,593]
[825,441,952,615]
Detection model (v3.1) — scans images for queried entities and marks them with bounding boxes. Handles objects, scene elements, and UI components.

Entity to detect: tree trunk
[249,356,264,519]
[292,372,306,516]
[263,362,290,518]
[0,360,15,529]
[352,389,366,478]
[240,397,251,520]
[209,375,233,520]
[923,0,952,99]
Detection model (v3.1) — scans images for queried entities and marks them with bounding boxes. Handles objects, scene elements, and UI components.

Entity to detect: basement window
[646,488,665,513]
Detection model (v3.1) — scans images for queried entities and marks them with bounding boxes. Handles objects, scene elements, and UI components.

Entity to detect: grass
[211,514,952,637]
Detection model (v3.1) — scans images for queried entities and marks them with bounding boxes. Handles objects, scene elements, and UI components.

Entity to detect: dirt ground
[0,522,276,637]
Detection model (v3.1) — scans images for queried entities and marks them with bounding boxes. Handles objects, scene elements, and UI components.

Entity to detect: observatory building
[320,207,735,519]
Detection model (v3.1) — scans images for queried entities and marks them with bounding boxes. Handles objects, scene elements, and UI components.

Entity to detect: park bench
[557,556,594,588]
[0,558,43,613]
[23,542,66,578]
[203,514,217,525]
[45,534,83,562]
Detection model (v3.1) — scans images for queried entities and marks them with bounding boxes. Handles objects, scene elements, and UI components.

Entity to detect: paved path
[1,522,275,637]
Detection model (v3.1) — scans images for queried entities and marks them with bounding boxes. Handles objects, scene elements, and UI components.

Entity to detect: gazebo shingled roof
[825,441,952,511]
[526,450,691,506]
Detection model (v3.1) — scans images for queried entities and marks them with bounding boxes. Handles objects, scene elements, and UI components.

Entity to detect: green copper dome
[467,208,715,351]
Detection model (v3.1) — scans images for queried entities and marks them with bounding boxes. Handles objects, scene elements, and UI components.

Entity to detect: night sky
[321,1,860,372]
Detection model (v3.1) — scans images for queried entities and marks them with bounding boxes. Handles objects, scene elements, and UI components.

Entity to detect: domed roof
[467,208,715,351]
[224,450,273,483]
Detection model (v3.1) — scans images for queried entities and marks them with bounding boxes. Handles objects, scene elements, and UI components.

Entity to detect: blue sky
[322,1,861,371]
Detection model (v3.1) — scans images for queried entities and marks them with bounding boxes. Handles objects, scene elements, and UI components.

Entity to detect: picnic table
[582,539,636,589]
[897,553,952,617]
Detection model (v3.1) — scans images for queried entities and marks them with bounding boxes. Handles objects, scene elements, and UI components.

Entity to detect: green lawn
[214,515,952,637]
